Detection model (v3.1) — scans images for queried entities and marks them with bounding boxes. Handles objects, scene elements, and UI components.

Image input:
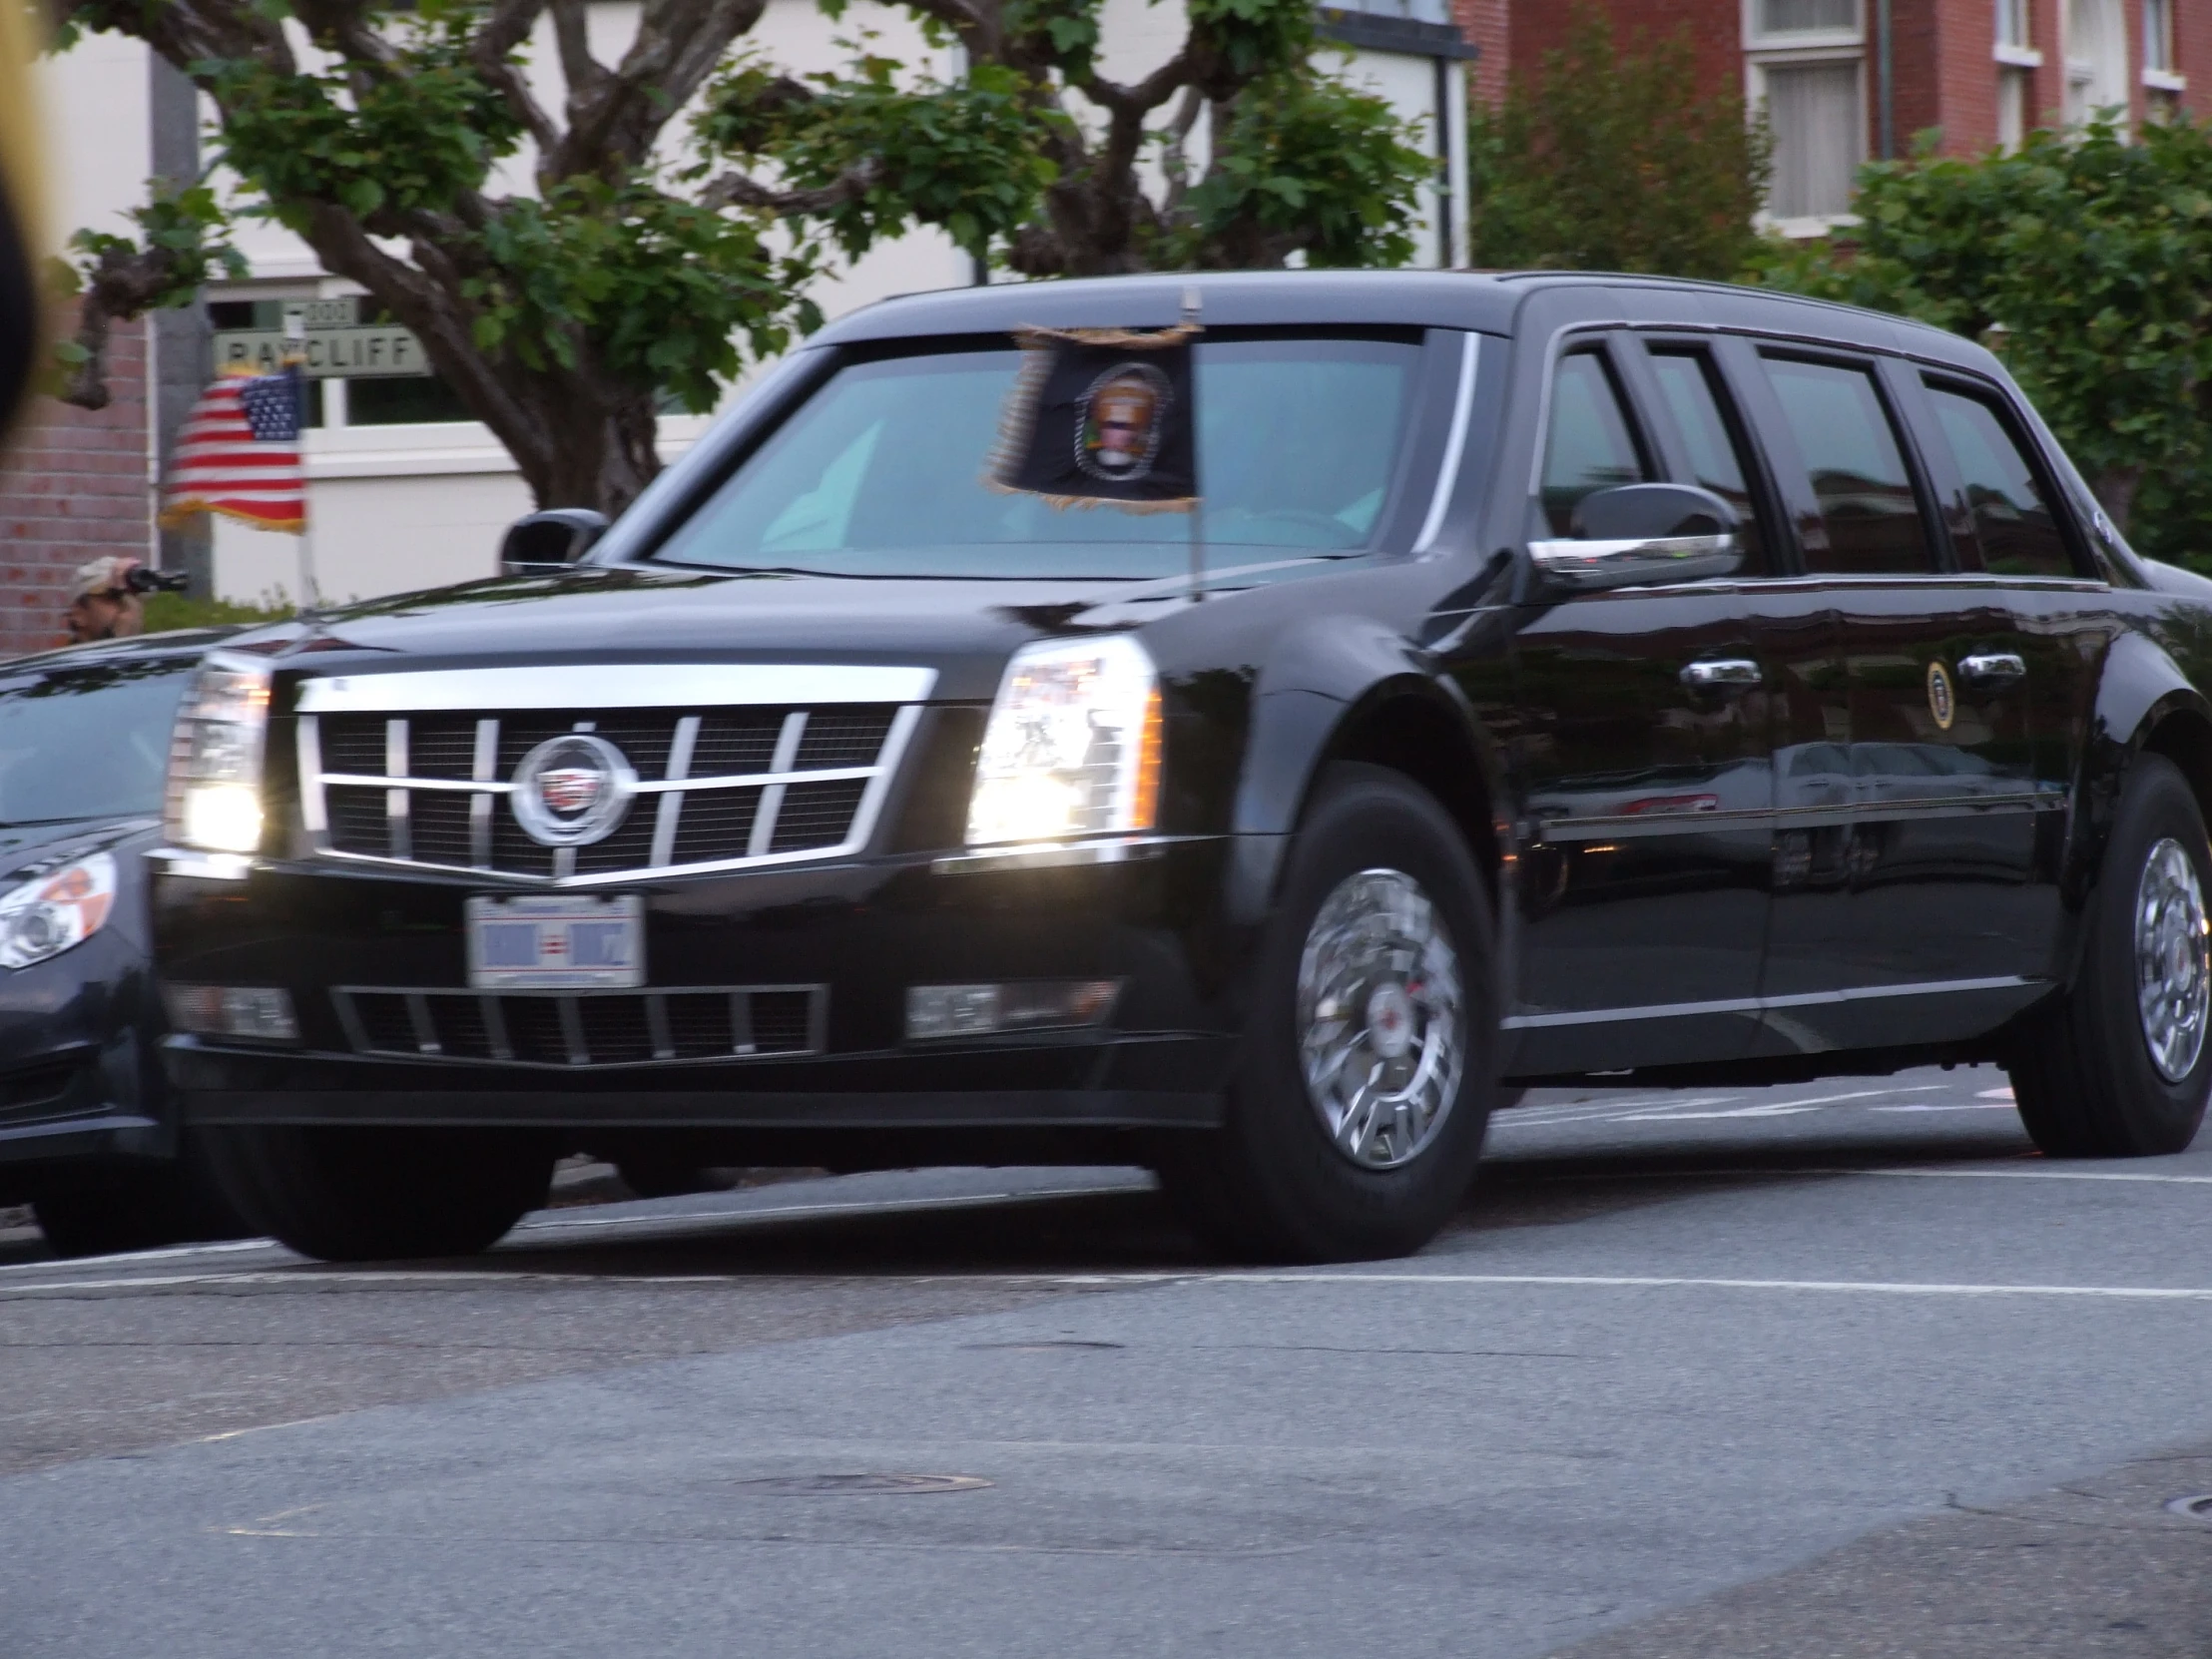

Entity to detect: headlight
[166,654,273,854]
[966,636,1164,846]
[0,851,117,969]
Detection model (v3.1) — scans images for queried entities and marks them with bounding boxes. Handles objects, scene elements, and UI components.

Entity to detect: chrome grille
[294,664,930,886]
[333,985,827,1067]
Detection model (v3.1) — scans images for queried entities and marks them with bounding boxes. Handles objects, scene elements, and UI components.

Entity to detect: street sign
[212,323,431,379]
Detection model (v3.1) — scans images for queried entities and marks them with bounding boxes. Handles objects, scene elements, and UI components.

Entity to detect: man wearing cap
[66,556,146,644]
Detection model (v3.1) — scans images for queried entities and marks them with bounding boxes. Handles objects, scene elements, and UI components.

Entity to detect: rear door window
[1647,347,1767,569]
[1760,355,1936,576]
[1539,349,1650,535]
[1923,383,2079,579]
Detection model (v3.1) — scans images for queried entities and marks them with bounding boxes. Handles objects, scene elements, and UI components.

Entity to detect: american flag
[160,365,306,533]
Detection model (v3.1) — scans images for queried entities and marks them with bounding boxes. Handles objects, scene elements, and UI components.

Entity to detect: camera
[123,567,190,595]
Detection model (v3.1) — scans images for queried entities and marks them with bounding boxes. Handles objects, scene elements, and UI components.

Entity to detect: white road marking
[1612,1086,1949,1122]
[15,1265,2212,1303]
[512,1184,1143,1235]
[0,1237,277,1276]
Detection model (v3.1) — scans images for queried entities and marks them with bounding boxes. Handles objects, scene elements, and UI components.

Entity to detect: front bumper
[0,929,171,1175]
[155,836,1257,1134]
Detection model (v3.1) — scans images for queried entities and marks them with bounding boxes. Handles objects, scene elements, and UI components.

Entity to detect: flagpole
[283,312,318,608]
[1182,285,1202,606]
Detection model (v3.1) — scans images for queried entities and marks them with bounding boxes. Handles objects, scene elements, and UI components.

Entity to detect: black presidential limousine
[153,271,2212,1262]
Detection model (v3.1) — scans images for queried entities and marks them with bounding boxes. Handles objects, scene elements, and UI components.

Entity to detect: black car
[153,272,2212,1263]
[0,630,250,1255]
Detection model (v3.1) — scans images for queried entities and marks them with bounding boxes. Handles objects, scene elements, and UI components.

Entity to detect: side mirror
[500,509,610,577]
[1529,484,1744,593]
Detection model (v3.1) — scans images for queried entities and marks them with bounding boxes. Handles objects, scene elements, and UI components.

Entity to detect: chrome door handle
[1958,652,2026,685]
[1680,659,1762,688]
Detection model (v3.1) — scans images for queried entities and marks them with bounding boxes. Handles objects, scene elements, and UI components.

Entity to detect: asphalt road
[4,1065,2211,1657]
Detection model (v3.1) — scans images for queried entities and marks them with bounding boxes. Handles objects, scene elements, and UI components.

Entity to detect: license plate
[466,894,644,989]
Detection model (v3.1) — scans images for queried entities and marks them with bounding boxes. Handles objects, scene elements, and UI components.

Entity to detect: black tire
[2009,753,2212,1157]
[31,1134,255,1259]
[1155,763,1496,1262]
[198,1125,555,1262]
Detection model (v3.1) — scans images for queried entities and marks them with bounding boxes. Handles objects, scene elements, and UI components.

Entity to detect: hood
[0,817,159,887]
[2138,559,2212,604]
[247,557,1358,703]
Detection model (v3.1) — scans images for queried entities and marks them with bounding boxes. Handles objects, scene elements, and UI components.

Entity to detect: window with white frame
[1996,0,2030,48]
[2144,0,2175,71]
[2065,0,2130,122]
[1747,0,1866,225]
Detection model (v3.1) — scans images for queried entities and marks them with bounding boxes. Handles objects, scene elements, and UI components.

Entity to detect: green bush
[1468,9,1772,279]
[139,592,293,634]
[1755,116,2212,569]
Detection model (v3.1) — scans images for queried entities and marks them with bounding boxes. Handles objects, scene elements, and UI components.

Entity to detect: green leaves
[1177,69,1433,269]
[1466,8,1771,280]
[203,14,523,236]
[464,177,818,414]
[696,57,1060,261]
[1759,115,2212,566]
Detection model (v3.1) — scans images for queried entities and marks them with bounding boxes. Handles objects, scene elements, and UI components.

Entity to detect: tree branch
[55,243,191,410]
[469,0,563,162]
[700,155,885,214]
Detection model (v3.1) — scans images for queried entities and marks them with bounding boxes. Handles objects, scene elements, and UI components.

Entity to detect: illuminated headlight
[166,655,273,854]
[0,852,117,970]
[966,636,1163,846]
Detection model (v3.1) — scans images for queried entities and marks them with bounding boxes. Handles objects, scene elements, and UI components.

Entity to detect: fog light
[905,979,1122,1040]
[167,984,300,1044]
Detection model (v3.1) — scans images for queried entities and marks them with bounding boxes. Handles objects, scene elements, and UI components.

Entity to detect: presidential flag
[161,364,306,533]
[988,324,1199,512]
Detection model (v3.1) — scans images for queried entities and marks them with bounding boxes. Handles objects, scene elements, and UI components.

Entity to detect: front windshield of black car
[0,658,196,825]
[650,333,1424,579]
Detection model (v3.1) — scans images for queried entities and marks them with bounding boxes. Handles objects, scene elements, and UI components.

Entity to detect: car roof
[811,270,1998,375]
[2,626,244,676]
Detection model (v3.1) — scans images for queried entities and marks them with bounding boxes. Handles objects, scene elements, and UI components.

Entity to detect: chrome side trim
[316,765,881,796]
[1412,330,1479,555]
[332,983,829,1068]
[295,717,327,835]
[748,712,810,857]
[151,850,254,881]
[650,715,700,868]
[304,690,927,888]
[1502,974,2043,1030]
[296,664,936,714]
[1537,792,2060,842]
[469,718,499,869]
[1529,532,1744,590]
[931,832,1220,875]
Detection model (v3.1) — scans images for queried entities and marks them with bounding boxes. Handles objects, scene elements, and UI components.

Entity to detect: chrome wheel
[1296,867,1465,1170]
[2135,835,2211,1083]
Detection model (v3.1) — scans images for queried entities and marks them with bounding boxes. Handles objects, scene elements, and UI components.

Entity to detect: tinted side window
[1647,348,1767,569]
[1925,384,2078,579]
[1761,355,1936,576]
[1540,350,1649,535]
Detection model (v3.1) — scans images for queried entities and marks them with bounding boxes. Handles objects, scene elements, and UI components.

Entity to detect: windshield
[651,334,1424,579]
[0,658,195,825]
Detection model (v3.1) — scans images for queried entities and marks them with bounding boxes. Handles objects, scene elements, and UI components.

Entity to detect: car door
[1739,345,2057,1051]
[1506,333,1773,1074]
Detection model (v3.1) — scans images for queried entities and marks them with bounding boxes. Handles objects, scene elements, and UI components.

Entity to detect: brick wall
[1456,0,1509,106]
[0,316,154,660]
[2177,0,2210,115]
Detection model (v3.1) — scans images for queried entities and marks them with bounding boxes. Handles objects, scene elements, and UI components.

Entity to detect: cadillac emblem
[511,732,637,846]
